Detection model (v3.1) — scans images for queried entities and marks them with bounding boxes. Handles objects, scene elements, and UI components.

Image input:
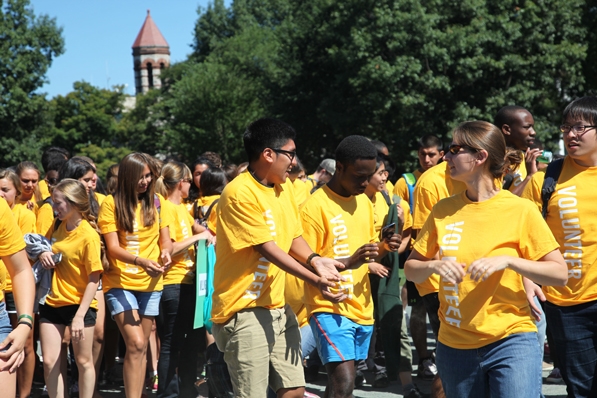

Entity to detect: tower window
[147,63,154,88]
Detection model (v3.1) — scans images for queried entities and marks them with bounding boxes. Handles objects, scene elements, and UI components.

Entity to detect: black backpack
[540,158,565,219]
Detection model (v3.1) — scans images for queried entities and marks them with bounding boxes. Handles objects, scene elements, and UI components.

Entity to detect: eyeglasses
[448,144,478,155]
[559,124,596,136]
[272,148,296,162]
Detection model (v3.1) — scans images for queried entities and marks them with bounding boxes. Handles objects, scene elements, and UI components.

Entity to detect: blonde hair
[0,168,22,198]
[155,161,192,198]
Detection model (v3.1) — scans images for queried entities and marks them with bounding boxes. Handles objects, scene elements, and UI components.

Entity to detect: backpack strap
[380,191,392,207]
[203,199,220,222]
[402,173,417,214]
[541,158,565,219]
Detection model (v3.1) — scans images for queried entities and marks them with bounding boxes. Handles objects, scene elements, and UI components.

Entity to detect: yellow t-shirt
[300,186,377,325]
[412,162,466,296]
[3,204,36,292]
[521,156,597,306]
[98,194,173,292]
[413,189,559,349]
[95,192,106,207]
[45,220,103,308]
[285,274,308,328]
[507,152,527,191]
[36,202,55,237]
[371,192,413,236]
[385,180,394,194]
[39,179,51,200]
[189,195,220,234]
[292,178,311,208]
[211,172,302,324]
[0,199,27,302]
[163,200,196,285]
[393,169,423,206]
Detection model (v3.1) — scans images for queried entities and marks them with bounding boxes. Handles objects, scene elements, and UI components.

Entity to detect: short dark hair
[243,118,296,162]
[418,135,443,152]
[562,96,597,126]
[201,151,222,168]
[494,105,529,129]
[46,157,67,173]
[370,139,388,154]
[379,153,396,177]
[200,167,228,196]
[59,158,94,181]
[41,146,70,172]
[335,135,377,165]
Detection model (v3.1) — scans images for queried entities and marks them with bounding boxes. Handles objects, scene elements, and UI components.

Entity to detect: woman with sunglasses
[405,120,567,397]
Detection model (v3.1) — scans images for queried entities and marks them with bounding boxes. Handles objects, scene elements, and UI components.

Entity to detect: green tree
[0,0,64,167]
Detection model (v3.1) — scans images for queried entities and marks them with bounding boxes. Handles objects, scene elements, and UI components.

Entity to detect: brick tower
[132,10,170,94]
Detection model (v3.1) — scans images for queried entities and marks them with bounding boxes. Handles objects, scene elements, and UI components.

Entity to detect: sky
[29,1,225,98]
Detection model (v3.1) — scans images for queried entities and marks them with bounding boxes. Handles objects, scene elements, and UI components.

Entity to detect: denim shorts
[0,302,12,352]
[105,288,161,317]
[309,312,373,365]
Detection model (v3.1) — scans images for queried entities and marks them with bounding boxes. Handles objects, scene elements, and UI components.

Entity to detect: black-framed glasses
[559,124,596,136]
[448,144,478,155]
[272,148,296,162]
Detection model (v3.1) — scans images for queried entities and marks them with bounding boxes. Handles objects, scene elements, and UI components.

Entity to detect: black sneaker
[355,370,365,388]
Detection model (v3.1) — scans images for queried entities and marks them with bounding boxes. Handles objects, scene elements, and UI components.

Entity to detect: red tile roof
[132,10,169,48]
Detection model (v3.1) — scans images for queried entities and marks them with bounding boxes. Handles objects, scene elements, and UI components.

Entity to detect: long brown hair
[114,153,157,233]
[452,121,521,179]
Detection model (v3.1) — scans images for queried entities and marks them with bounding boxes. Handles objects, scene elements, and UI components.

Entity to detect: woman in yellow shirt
[98,153,173,398]
[155,161,212,398]
[0,169,37,398]
[37,179,103,398]
[405,121,568,397]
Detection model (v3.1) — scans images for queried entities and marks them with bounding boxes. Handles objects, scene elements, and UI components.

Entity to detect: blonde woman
[37,179,103,398]
[155,161,212,397]
[98,153,173,398]
[405,121,567,397]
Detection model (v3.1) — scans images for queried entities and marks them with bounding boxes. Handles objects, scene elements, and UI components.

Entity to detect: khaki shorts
[212,305,304,398]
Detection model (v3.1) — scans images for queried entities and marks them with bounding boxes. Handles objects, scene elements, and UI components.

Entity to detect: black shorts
[39,304,97,327]
[405,280,422,306]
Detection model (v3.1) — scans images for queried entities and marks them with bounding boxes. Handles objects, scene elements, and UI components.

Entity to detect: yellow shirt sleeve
[0,199,27,301]
[300,186,376,325]
[45,220,103,308]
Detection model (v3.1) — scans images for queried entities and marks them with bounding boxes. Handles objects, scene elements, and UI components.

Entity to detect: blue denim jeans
[436,332,541,398]
[544,300,597,398]
[156,283,205,398]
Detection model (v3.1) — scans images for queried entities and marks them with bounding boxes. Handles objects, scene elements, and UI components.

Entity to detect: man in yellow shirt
[306,158,335,192]
[521,96,597,397]
[210,118,345,398]
[301,135,400,398]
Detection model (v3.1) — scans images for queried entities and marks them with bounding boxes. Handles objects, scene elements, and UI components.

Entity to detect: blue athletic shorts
[105,288,161,317]
[309,312,373,365]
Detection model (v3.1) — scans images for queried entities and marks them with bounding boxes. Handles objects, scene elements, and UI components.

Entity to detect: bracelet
[133,256,138,265]
[306,253,321,267]
[17,321,33,329]
[18,314,33,323]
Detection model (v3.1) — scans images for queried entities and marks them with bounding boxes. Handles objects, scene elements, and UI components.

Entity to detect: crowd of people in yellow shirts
[0,95,596,398]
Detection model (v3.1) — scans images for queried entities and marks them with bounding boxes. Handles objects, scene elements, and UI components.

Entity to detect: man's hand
[383,233,402,252]
[525,147,542,177]
[316,277,347,303]
[343,243,379,269]
[523,278,545,321]
[310,256,346,282]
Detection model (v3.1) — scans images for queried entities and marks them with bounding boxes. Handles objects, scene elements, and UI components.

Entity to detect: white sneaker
[417,357,437,379]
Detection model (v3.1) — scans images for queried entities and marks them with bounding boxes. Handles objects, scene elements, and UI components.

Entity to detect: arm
[467,249,567,286]
[256,241,346,303]
[70,271,101,343]
[511,148,542,197]
[0,250,36,371]
[103,231,165,277]
[288,236,344,281]
[171,230,213,256]
[405,249,466,284]
[159,227,173,268]
[398,227,412,254]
